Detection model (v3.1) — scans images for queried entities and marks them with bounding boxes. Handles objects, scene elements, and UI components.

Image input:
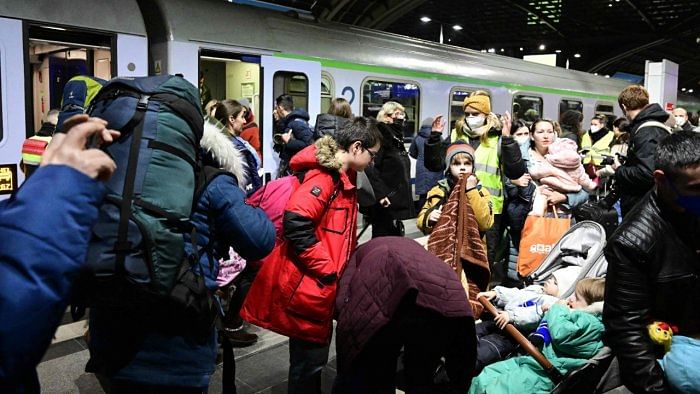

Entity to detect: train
[1,0,698,195]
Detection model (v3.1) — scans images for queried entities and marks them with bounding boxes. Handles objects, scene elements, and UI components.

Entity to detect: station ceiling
[244,0,700,97]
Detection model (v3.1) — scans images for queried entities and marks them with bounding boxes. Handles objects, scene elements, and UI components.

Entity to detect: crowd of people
[1,81,699,394]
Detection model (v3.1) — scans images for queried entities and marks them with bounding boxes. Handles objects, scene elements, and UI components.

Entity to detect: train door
[260,56,321,179]
[0,17,24,196]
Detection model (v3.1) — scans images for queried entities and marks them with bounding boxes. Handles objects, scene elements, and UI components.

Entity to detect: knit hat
[550,266,580,297]
[445,142,475,167]
[463,95,491,115]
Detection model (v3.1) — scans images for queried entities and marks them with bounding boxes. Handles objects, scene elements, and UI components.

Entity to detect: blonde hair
[377,101,405,124]
[450,152,473,165]
[576,278,605,305]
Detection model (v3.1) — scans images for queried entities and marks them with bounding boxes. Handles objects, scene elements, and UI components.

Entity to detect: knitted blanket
[427,175,490,317]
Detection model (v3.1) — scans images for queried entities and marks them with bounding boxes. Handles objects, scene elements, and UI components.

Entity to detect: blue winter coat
[409,125,444,196]
[277,109,314,162]
[0,166,105,391]
[87,174,275,388]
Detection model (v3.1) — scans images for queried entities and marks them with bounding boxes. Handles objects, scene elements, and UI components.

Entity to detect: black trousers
[223,264,259,328]
[485,213,505,283]
[334,302,476,394]
[370,206,404,238]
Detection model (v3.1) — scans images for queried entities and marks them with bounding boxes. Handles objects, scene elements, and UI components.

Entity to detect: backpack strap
[637,120,671,134]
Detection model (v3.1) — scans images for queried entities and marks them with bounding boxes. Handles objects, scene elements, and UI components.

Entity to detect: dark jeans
[288,338,331,394]
[223,264,259,328]
[334,303,476,393]
[485,214,505,284]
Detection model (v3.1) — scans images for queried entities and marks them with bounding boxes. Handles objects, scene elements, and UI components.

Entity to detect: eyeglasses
[365,147,378,159]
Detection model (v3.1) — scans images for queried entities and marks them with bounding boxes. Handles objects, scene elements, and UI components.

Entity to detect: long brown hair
[213,99,245,135]
[328,97,352,119]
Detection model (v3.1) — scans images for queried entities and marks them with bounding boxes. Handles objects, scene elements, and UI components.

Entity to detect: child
[417,142,493,235]
[470,278,606,394]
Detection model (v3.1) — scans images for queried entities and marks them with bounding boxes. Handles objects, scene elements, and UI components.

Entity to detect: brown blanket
[427,175,490,317]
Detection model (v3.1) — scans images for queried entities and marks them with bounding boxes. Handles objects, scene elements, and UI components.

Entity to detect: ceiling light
[488,48,496,53]
[420,16,431,22]
[682,88,687,91]
[574,53,581,58]
[594,73,598,76]
[448,39,452,42]
[690,89,695,93]
[539,44,545,50]
[608,3,613,7]
[555,49,562,53]
[605,75,610,78]
[519,47,524,51]
[453,25,463,31]
[40,25,67,31]
[481,49,487,53]
[500,48,505,52]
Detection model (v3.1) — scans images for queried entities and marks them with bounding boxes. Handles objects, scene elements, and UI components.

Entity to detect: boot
[221,324,258,347]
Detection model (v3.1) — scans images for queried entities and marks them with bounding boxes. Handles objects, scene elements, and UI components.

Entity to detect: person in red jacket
[242,117,382,394]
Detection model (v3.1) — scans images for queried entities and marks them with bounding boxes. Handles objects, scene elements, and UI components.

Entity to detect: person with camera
[273,94,314,177]
[596,117,630,181]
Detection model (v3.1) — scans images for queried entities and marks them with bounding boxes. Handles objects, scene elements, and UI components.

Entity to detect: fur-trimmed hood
[581,301,604,316]
[201,120,247,188]
[289,135,343,172]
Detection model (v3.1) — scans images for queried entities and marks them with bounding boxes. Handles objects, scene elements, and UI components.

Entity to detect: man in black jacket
[603,130,700,393]
[273,94,314,177]
[612,85,671,216]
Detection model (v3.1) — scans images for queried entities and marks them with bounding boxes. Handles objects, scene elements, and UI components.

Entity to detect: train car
[0,0,148,196]
[138,0,632,181]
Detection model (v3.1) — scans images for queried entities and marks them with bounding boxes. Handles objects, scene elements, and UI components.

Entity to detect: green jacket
[469,303,604,394]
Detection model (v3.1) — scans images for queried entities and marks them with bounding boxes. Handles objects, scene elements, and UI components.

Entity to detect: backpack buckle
[137,95,151,111]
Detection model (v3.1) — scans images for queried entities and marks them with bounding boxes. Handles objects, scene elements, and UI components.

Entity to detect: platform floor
[37,218,423,393]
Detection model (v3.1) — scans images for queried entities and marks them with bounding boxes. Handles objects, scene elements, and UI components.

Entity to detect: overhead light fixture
[608,3,613,7]
[500,48,505,52]
[690,89,695,93]
[682,87,687,91]
[420,16,431,22]
[453,25,463,31]
[519,47,524,51]
[594,72,598,76]
[538,44,545,50]
[574,53,581,58]
[488,48,496,53]
[555,49,562,53]
[605,75,610,78]
[41,25,67,31]
[481,49,487,53]
[448,38,452,42]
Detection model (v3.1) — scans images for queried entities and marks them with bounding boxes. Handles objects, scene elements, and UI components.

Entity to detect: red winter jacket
[241,137,358,344]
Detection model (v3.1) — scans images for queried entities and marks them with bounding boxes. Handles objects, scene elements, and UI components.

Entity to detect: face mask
[668,179,700,217]
[515,135,530,145]
[393,118,405,127]
[466,115,485,130]
[675,116,687,127]
[590,125,601,133]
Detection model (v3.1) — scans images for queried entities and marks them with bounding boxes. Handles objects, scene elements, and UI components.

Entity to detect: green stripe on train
[275,52,619,102]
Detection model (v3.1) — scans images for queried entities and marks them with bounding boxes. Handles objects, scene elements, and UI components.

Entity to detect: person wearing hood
[581,114,614,171]
[212,99,262,196]
[273,94,314,177]
[314,97,352,140]
[86,118,275,392]
[363,101,415,237]
[425,92,526,284]
[409,116,445,210]
[237,98,262,160]
[611,85,671,216]
[242,117,382,394]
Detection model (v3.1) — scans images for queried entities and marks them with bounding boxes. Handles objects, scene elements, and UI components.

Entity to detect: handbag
[517,206,571,277]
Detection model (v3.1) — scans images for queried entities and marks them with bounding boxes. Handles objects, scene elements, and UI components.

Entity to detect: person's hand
[500,111,512,137]
[428,207,442,223]
[511,173,531,187]
[477,291,497,301]
[379,197,391,208]
[612,156,621,170]
[466,174,478,190]
[281,130,292,143]
[547,191,567,205]
[542,303,551,312]
[41,115,119,181]
[494,311,511,329]
[431,115,445,133]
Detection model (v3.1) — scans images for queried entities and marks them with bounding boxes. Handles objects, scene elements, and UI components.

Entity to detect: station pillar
[645,59,678,110]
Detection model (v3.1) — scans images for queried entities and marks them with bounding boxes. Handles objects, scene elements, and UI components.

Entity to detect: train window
[361,79,421,140]
[273,71,309,111]
[559,99,583,119]
[595,103,616,129]
[320,72,334,114]
[449,88,492,132]
[513,95,544,123]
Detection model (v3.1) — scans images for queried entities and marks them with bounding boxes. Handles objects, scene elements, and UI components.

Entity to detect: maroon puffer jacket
[335,237,473,369]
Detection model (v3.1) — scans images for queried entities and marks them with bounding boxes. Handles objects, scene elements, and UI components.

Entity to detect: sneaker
[221,326,258,347]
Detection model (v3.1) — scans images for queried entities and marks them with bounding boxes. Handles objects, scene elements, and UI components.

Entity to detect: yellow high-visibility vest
[581,131,614,166]
[474,135,504,214]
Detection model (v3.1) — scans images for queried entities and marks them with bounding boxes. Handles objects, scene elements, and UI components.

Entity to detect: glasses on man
[365,147,378,160]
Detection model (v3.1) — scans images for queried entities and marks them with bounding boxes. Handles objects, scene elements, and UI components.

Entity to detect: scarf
[453,112,503,142]
[427,175,490,317]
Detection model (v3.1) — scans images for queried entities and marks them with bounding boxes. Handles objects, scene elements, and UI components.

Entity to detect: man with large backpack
[242,117,382,394]
[79,75,275,392]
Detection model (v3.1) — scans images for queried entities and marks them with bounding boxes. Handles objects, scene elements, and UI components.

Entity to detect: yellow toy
[647,321,677,352]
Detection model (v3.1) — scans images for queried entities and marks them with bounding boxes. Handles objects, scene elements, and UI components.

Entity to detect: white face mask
[675,116,687,127]
[590,125,601,133]
[466,115,486,130]
[514,135,530,145]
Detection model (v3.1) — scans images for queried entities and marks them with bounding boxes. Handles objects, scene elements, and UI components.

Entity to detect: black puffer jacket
[614,104,669,215]
[364,122,415,220]
[314,113,350,140]
[603,190,700,394]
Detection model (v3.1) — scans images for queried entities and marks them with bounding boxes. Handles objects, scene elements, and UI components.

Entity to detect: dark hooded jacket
[614,104,670,215]
[335,237,475,371]
[409,125,444,196]
[276,108,314,163]
[314,113,350,140]
[363,122,415,219]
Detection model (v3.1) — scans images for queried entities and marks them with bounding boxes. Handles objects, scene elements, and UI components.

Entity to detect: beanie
[445,142,475,167]
[463,95,491,115]
[551,266,580,297]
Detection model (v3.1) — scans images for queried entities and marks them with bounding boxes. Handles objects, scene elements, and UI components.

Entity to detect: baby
[541,138,597,193]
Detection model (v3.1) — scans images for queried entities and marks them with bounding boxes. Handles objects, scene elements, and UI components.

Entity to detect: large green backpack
[77,75,204,316]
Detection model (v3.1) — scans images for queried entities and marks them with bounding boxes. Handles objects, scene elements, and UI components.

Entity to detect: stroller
[523,220,608,297]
